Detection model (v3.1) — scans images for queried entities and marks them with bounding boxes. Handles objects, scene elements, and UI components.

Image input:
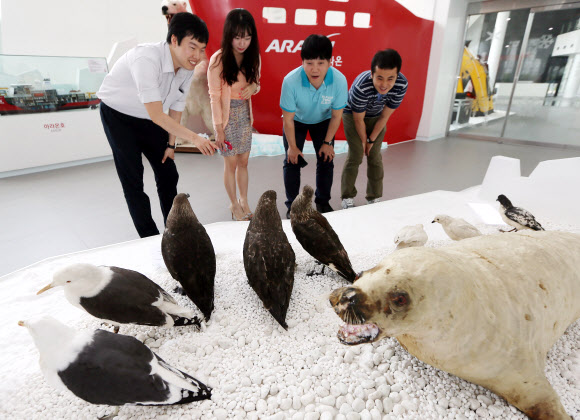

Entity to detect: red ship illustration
[0,80,100,115]
[189,0,433,144]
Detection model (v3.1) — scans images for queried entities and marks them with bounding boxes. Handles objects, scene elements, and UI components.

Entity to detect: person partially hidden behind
[340,49,408,210]
[97,13,217,238]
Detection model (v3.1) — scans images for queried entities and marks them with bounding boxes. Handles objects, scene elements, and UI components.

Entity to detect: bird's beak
[186,193,191,198]
[37,283,54,295]
[431,220,435,223]
[17,320,25,327]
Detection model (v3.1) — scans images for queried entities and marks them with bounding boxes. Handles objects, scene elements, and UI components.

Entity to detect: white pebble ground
[0,189,579,420]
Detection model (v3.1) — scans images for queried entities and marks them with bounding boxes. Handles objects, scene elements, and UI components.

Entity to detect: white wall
[391,0,473,142]
[0,110,110,174]
[0,0,170,58]
[394,0,436,20]
[416,0,471,141]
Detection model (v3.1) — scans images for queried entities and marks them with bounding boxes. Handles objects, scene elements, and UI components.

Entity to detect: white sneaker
[366,198,381,205]
[341,198,355,209]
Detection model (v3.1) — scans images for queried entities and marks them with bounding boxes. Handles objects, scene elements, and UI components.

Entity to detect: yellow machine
[456,47,494,116]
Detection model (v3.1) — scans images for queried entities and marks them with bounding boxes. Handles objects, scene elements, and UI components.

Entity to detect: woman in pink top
[208,9,261,221]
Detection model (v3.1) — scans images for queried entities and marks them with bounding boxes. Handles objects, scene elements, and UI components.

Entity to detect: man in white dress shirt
[98,12,217,238]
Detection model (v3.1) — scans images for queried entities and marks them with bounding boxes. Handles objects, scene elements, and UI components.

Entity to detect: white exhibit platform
[248,134,388,158]
[1,156,579,419]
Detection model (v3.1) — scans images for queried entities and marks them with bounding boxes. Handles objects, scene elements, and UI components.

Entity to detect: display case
[0,54,111,176]
[0,54,108,115]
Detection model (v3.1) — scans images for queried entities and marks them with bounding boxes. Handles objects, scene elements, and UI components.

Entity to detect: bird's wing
[292,215,356,281]
[416,228,428,244]
[244,231,295,298]
[161,228,217,285]
[79,268,170,326]
[506,207,544,230]
[57,330,170,406]
[161,227,216,319]
[451,220,481,238]
[153,354,212,400]
[395,226,427,245]
[243,230,295,327]
[110,267,177,304]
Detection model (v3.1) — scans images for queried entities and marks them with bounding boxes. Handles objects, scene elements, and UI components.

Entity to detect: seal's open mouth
[337,323,380,345]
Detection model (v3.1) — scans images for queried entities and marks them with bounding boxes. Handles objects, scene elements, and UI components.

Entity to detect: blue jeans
[282,119,334,210]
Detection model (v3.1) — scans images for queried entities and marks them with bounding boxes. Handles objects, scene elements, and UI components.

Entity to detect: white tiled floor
[1,136,578,277]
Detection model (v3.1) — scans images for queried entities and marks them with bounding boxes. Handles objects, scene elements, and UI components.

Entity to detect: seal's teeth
[339,322,380,345]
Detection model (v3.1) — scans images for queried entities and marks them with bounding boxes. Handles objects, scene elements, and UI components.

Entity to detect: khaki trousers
[340,113,386,200]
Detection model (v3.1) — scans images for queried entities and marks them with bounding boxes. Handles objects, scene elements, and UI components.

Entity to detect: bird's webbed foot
[173,286,186,296]
[98,406,120,420]
[499,227,517,233]
[307,261,327,276]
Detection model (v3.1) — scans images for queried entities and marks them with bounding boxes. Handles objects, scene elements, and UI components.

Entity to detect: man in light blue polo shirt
[280,34,348,218]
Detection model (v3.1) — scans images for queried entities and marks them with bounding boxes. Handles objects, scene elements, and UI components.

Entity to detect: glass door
[450,9,532,137]
[502,4,580,146]
[449,2,580,149]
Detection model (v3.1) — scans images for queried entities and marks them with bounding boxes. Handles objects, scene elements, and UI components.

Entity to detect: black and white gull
[37,263,200,333]
[19,317,211,416]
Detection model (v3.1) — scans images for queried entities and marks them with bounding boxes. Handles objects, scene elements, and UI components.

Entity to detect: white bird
[19,317,211,416]
[432,214,482,241]
[394,224,428,250]
[497,194,544,232]
[37,263,200,333]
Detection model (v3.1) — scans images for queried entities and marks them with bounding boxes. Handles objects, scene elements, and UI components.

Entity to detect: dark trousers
[283,119,334,210]
[100,102,178,238]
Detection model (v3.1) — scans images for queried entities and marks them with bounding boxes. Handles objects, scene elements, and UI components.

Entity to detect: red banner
[190,0,433,144]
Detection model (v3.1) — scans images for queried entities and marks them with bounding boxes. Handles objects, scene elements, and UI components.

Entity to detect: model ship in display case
[0,79,100,115]
[0,54,108,116]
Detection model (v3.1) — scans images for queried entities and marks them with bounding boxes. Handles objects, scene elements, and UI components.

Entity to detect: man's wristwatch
[167,143,176,149]
[323,140,333,146]
[366,138,376,144]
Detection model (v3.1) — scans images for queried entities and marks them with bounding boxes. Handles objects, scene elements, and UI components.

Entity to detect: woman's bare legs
[224,155,245,220]
[236,152,251,215]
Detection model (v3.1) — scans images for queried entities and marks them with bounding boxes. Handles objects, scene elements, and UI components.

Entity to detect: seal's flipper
[488,375,570,420]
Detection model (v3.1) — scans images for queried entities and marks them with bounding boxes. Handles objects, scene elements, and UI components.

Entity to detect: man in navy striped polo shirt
[340,49,408,209]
